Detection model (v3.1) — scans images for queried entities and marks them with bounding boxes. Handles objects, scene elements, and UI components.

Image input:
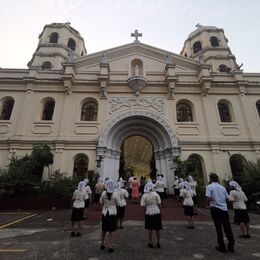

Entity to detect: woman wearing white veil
[140,181,163,248]
[229,180,250,238]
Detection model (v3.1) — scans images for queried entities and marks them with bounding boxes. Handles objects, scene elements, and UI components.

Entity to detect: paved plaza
[0,198,260,259]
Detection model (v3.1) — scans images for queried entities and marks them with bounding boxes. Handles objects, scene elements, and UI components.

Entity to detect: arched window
[42,100,55,120]
[0,98,14,120]
[67,38,76,51]
[73,154,89,179]
[42,61,52,70]
[256,100,260,118]
[49,32,59,43]
[210,36,219,47]
[230,154,246,182]
[193,41,202,54]
[219,64,228,72]
[81,100,98,121]
[184,52,188,57]
[176,102,193,122]
[218,101,232,122]
[183,154,206,185]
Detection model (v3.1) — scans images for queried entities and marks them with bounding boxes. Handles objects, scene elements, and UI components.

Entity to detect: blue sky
[1,0,259,72]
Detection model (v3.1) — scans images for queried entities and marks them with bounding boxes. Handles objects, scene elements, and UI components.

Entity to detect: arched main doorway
[97,111,180,193]
[119,135,155,180]
[230,154,246,182]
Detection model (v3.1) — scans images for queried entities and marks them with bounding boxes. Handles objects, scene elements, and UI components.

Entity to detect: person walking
[229,180,251,238]
[70,181,88,237]
[116,181,129,229]
[206,172,235,253]
[140,182,163,249]
[187,175,198,215]
[100,180,120,253]
[180,181,195,229]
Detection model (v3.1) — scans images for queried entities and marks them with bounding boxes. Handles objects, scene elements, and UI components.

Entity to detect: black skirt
[94,193,101,203]
[145,214,162,230]
[174,188,180,196]
[234,209,250,224]
[102,212,117,232]
[71,207,84,222]
[117,206,126,218]
[157,191,165,200]
[183,205,194,216]
[85,199,90,208]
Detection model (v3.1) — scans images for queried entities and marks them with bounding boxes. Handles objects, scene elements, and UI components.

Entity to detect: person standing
[83,178,92,218]
[100,180,120,253]
[116,181,129,229]
[128,176,134,200]
[131,177,140,204]
[140,182,163,248]
[229,180,250,238]
[155,175,166,205]
[206,172,235,253]
[173,176,180,201]
[180,181,195,229]
[70,181,89,237]
[94,178,105,210]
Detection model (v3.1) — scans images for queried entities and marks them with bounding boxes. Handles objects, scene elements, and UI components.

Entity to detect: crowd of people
[70,172,251,254]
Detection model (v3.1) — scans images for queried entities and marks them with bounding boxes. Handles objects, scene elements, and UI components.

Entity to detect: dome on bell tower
[28,22,87,70]
[180,24,239,73]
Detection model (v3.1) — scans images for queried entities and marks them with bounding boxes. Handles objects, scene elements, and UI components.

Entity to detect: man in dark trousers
[206,172,235,253]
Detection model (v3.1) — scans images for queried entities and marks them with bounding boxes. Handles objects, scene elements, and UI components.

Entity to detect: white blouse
[100,191,120,216]
[72,190,89,208]
[229,190,248,209]
[140,191,161,215]
[155,180,165,193]
[180,189,194,206]
[116,188,129,207]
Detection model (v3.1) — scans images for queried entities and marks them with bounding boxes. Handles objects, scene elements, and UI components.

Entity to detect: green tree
[237,159,260,195]
[0,143,54,196]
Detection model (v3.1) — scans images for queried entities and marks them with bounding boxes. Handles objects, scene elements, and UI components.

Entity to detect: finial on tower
[195,23,202,28]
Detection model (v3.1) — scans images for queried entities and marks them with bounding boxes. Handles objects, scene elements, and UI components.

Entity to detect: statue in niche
[134,64,140,76]
[68,50,74,62]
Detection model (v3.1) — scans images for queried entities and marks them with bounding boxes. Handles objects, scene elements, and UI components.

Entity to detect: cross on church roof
[131,29,142,43]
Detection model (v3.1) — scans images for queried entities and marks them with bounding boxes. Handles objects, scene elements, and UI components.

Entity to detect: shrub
[40,170,79,199]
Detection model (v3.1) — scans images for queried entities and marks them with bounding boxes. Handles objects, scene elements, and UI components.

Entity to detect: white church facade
[0,23,260,192]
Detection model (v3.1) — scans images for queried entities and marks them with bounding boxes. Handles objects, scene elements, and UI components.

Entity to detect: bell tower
[28,22,87,70]
[180,24,239,73]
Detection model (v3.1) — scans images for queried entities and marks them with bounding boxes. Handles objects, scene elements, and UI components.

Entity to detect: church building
[0,23,259,192]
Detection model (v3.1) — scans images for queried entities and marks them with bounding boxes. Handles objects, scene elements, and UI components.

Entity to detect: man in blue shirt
[206,172,235,253]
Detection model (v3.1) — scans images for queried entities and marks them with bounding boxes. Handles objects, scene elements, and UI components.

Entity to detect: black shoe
[147,243,153,248]
[245,234,251,238]
[157,243,161,248]
[109,248,114,253]
[76,232,81,237]
[100,245,105,250]
[119,226,124,229]
[70,232,76,237]
[228,244,235,253]
[186,226,195,229]
[215,246,227,253]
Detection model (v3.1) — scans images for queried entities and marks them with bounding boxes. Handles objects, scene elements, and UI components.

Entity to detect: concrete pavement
[0,199,260,259]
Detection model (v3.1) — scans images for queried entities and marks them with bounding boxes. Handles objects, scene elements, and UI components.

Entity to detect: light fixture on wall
[96,155,104,168]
